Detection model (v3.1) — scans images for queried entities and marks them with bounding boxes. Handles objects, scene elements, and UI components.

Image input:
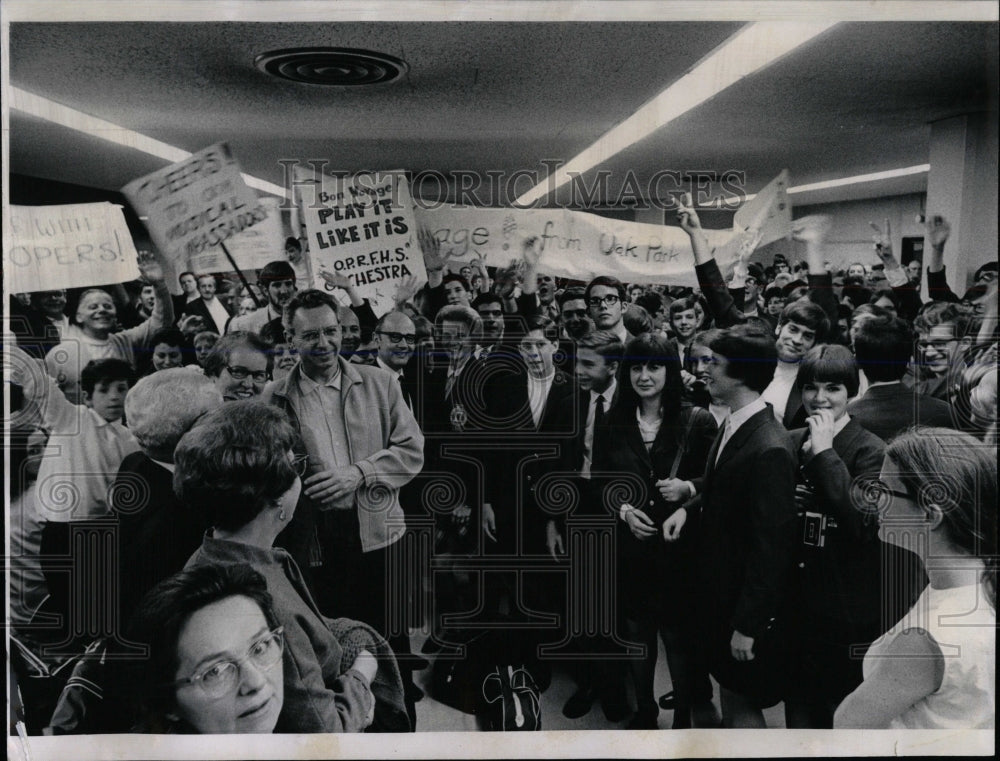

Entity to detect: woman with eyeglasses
[202,331,272,401]
[835,427,996,729]
[123,563,286,733]
[174,401,408,733]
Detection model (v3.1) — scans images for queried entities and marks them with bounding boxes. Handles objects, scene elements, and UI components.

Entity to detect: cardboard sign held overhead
[295,168,425,316]
[4,202,140,293]
[122,142,267,269]
[187,197,285,275]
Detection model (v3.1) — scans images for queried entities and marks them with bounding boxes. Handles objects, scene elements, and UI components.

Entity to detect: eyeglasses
[291,453,309,478]
[296,327,341,344]
[587,294,621,308]
[172,627,284,698]
[225,366,269,383]
[377,331,417,345]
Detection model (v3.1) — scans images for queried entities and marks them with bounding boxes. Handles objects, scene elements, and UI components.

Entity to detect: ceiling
[7,17,998,211]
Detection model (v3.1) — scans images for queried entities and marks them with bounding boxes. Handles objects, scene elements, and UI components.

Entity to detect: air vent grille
[255,48,407,86]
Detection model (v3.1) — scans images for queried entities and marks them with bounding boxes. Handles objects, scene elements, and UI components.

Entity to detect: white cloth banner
[187,196,284,275]
[122,142,267,269]
[295,168,426,316]
[3,202,140,293]
[415,205,732,287]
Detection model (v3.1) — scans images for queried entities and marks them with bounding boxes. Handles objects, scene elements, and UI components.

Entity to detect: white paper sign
[3,202,140,293]
[295,168,426,316]
[187,196,284,275]
[122,142,267,267]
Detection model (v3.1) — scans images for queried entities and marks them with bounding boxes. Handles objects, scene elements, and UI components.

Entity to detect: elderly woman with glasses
[123,564,286,733]
[203,331,272,401]
[175,401,409,733]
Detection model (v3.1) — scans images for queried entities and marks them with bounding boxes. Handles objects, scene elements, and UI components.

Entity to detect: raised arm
[793,215,839,329]
[924,215,960,303]
[678,193,746,328]
[121,247,175,346]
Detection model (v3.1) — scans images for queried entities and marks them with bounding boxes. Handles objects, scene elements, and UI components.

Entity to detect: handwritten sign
[710,170,793,266]
[3,202,140,293]
[187,196,284,275]
[415,206,732,287]
[122,142,267,269]
[295,167,426,315]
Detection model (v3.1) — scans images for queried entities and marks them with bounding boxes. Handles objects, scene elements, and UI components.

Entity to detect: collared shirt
[761,361,799,422]
[376,358,411,411]
[30,372,140,522]
[527,371,555,429]
[716,396,767,465]
[582,379,616,478]
[204,297,231,334]
[45,314,69,339]
[611,322,628,345]
[295,367,353,510]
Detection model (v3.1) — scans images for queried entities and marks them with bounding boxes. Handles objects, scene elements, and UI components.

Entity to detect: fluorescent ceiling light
[713,164,932,207]
[515,20,838,207]
[9,86,289,199]
[787,164,931,194]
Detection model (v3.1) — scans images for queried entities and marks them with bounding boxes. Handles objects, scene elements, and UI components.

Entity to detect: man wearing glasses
[375,310,418,410]
[584,276,635,345]
[262,288,423,725]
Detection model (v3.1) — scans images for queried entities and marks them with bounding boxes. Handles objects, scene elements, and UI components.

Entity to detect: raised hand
[924,215,951,251]
[791,215,832,245]
[319,270,353,290]
[676,192,702,234]
[418,226,456,272]
[136,248,166,283]
[522,235,543,269]
[392,273,420,306]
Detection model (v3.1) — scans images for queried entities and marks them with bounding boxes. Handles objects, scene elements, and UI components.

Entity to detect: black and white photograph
[3,1,997,759]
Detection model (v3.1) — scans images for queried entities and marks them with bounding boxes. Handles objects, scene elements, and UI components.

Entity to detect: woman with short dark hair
[125,564,285,734]
[174,401,408,733]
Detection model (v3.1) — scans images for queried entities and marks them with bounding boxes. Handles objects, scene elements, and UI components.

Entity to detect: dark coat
[846,381,955,442]
[110,451,208,626]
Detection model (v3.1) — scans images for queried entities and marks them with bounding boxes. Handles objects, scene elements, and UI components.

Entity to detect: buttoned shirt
[295,367,353,510]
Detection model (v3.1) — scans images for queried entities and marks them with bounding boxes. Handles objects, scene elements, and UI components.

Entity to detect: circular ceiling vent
[255,48,408,86]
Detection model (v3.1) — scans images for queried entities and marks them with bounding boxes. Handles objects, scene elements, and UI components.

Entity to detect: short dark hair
[124,563,279,728]
[668,294,705,320]
[763,286,785,304]
[852,314,913,383]
[623,304,653,336]
[80,358,135,396]
[258,260,296,286]
[778,297,830,340]
[511,312,560,344]
[708,325,777,394]
[173,401,298,531]
[796,343,860,397]
[471,292,504,311]
[203,331,273,379]
[618,332,684,422]
[973,261,998,283]
[149,327,186,350]
[576,329,624,366]
[557,286,587,308]
[584,275,626,304]
[283,289,339,331]
[178,271,195,284]
[258,320,288,347]
[635,291,664,317]
[442,273,471,293]
[842,283,873,311]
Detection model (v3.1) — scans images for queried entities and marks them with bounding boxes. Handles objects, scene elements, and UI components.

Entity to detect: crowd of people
[6,197,997,734]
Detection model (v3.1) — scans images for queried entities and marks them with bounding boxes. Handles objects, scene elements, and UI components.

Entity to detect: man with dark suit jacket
[848,313,955,441]
[664,325,798,728]
[177,273,232,334]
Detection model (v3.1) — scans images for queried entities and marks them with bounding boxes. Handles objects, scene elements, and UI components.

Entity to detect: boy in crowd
[8,345,140,647]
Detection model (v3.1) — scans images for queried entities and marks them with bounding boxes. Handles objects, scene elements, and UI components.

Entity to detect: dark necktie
[594,394,606,431]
